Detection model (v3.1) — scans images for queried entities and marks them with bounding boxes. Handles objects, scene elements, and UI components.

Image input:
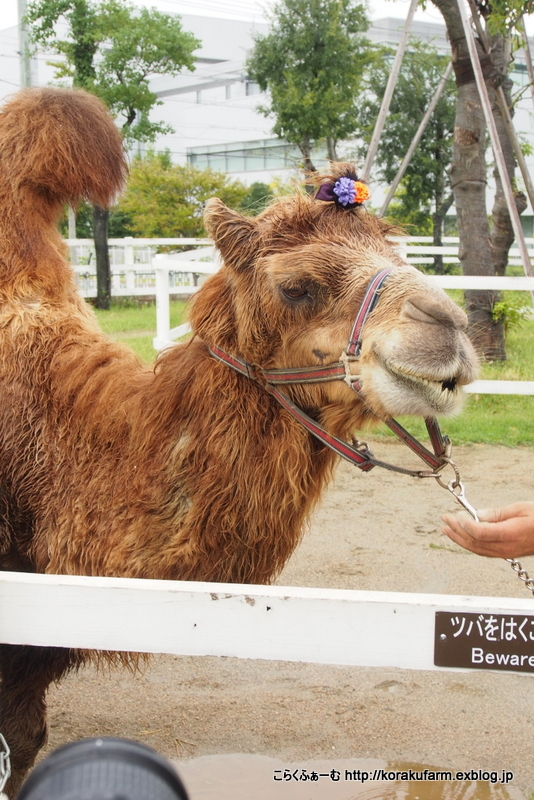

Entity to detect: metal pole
[17,0,32,88]
[361,0,418,182]
[519,16,534,112]
[457,0,533,280]
[380,61,453,217]
[495,85,534,215]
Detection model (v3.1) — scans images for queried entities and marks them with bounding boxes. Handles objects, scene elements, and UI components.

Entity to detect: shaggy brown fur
[0,87,478,795]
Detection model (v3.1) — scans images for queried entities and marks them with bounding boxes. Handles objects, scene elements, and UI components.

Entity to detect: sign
[434,611,534,673]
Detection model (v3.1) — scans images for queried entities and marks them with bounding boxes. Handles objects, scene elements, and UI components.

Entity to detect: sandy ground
[41,440,534,799]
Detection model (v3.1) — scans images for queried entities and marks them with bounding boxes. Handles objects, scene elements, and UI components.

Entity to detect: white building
[1,11,533,228]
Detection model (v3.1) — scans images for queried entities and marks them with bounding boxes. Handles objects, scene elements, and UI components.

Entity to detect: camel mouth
[368,356,465,416]
[441,376,457,392]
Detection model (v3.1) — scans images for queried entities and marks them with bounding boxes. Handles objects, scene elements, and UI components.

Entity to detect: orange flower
[354,181,370,204]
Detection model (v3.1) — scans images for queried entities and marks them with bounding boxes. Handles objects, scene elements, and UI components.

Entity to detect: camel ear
[204,198,260,271]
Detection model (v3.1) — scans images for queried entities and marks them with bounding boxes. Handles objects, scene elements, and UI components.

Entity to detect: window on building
[187,138,311,172]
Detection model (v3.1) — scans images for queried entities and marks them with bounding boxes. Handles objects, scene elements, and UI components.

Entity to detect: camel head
[193,164,478,435]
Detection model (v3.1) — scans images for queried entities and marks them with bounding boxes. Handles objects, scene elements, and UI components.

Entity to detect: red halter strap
[209,269,450,478]
[347,267,392,357]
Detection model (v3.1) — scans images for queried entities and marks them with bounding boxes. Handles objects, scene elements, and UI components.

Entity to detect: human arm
[441,502,534,558]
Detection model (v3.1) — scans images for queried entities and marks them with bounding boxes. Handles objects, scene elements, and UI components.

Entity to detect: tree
[241,182,274,215]
[117,153,249,238]
[246,0,372,173]
[359,42,456,273]
[361,46,454,263]
[59,203,134,238]
[430,0,528,359]
[27,0,199,308]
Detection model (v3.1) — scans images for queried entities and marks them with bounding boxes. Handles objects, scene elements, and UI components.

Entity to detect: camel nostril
[441,377,457,392]
[402,296,468,331]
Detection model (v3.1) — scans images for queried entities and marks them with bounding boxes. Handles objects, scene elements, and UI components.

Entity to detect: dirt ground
[42,440,534,799]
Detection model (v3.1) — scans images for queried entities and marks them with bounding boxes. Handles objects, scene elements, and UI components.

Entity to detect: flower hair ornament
[315,174,370,209]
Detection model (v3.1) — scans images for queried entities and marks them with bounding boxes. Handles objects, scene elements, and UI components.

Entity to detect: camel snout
[401,293,468,331]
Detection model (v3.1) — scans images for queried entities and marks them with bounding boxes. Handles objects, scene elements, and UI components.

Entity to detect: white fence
[67,237,216,298]
[2,571,534,675]
[392,235,534,269]
[67,235,534,299]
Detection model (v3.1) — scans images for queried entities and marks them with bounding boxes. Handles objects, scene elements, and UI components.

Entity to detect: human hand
[441,502,534,559]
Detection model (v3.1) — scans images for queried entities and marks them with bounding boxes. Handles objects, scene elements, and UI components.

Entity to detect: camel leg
[0,644,75,797]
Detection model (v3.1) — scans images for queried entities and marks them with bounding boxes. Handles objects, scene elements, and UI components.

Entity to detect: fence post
[154,260,170,350]
[68,207,77,266]
[124,237,136,293]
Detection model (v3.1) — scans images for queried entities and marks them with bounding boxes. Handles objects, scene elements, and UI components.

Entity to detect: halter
[213,266,534,600]
[209,268,451,479]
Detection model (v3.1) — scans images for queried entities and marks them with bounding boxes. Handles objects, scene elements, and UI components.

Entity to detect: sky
[2,0,534,46]
[0,0,476,32]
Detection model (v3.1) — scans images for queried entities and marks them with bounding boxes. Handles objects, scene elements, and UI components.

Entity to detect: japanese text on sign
[434,611,534,672]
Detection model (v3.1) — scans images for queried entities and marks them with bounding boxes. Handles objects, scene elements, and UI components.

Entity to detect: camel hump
[0,87,127,208]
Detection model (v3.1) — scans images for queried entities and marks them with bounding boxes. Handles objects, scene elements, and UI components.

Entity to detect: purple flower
[333,177,356,206]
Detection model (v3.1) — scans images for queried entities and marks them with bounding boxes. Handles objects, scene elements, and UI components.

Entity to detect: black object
[17,737,190,800]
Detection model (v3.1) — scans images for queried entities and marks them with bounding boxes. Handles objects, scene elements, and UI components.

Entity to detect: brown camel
[0,87,478,795]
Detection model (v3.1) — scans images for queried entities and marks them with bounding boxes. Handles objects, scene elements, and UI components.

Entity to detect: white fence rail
[67,236,534,298]
[391,235,534,268]
[67,237,215,298]
[2,571,533,674]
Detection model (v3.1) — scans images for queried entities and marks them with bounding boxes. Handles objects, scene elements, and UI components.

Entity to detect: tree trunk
[299,135,317,195]
[431,141,446,274]
[430,0,505,360]
[326,136,338,162]
[488,33,527,279]
[93,205,111,310]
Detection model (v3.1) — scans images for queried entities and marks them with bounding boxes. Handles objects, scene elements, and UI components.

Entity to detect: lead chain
[435,459,534,598]
[0,733,10,798]
[505,558,534,596]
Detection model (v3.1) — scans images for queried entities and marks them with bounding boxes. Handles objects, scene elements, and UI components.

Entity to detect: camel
[0,86,478,795]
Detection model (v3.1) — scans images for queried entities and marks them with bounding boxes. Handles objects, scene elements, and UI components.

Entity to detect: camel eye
[281,284,309,302]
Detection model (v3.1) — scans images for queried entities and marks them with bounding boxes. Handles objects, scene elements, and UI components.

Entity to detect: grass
[90,298,534,447]
[93,299,189,363]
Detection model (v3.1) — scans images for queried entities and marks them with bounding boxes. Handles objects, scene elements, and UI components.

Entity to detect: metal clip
[446,479,480,522]
[351,437,373,458]
[434,457,479,522]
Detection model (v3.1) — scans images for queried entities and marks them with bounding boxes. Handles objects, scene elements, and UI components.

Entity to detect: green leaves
[27,0,199,141]
[92,4,198,137]
[246,0,371,167]
[359,41,456,230]
[481,0,534,34]
[117,153,249,238]
[28,0,101,87]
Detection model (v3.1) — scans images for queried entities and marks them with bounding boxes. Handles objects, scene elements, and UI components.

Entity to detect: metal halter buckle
[340,350,360,387]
